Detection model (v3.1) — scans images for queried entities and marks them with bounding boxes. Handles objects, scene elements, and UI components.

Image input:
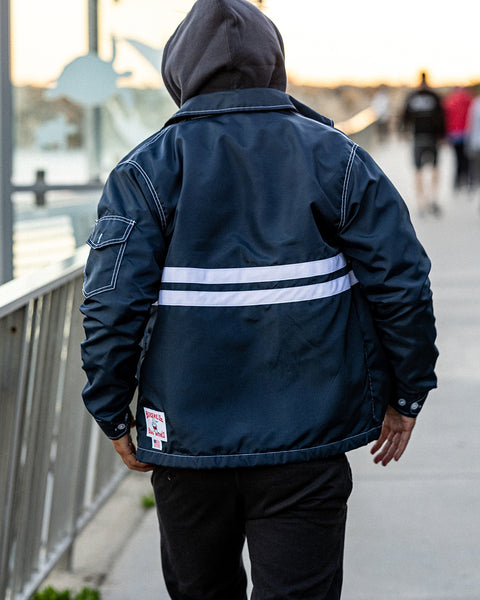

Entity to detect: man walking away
[81,2,438,599]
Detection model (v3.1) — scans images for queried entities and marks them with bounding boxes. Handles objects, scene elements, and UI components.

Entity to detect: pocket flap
[87,216,135,249]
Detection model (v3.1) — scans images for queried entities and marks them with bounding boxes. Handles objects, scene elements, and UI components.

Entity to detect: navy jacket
[80,87,438,468]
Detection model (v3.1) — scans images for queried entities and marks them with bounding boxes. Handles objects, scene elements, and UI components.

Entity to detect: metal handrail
[0,246,126,600]
[0,247,89,318]
[336,107,378,136]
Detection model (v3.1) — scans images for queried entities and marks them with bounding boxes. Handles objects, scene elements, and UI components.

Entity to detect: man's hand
[112,428,154,472]
[370,405,416,466]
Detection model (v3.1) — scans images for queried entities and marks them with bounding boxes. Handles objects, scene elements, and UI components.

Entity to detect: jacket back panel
[134,108,390,467]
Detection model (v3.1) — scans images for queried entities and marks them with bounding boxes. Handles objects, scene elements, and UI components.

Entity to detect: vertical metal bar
[47,280,86,570]
[88,0,99,52]
[0,0,14,283]
[84,421,100,508]
[38,285,71,569]
[2,297,40,600]
[87,0,102,181]
[11,291,62,595]
[0,306,30,600]
[9,297,45,597]
[43,282,75,550]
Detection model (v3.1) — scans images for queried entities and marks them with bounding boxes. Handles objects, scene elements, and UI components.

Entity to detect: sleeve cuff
[391,393,427,417]
[94,409,133,439]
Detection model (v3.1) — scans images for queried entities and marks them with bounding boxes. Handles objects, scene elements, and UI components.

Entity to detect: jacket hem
[136,426,382,469]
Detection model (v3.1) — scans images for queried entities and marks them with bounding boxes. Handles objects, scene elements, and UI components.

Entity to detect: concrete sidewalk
[341,138,480,599]
[44,138,480,599]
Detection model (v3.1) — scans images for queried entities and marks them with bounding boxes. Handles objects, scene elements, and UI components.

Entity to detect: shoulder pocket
[83,216,135,298]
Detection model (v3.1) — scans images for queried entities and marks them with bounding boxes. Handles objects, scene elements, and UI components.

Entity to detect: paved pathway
[45,136,480,599]
[342,137,480,599]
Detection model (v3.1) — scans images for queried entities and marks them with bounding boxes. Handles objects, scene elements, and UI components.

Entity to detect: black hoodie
[161,0,287,107]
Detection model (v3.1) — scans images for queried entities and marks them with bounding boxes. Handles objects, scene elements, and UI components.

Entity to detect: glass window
[10,0,191,277]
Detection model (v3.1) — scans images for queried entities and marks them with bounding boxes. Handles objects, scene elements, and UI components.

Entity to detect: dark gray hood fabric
[161,0,287,107]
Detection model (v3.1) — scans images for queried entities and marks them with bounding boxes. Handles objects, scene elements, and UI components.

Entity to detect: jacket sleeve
[337,144,438,417]
[80,162,168,438]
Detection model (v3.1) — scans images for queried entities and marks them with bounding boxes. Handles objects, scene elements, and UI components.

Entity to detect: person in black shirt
[403,72,445,216]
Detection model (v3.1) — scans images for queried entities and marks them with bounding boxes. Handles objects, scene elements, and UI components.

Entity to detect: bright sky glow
[11,0,480,88]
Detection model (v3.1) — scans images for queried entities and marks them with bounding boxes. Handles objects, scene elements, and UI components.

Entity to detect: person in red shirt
[443,87,474,189]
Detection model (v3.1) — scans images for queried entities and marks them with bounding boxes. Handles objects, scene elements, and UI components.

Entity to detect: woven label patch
[144,408,167,450]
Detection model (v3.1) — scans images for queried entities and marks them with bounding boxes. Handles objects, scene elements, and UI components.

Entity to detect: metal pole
[88,0,99,52]
[88,0,102,182]
[0,0,14,283]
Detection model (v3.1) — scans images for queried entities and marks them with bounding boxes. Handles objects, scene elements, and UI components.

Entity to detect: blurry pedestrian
[403,71,445,216]
[466,92,480,206]
[372,84,392,142]
[443,86,473,191]
[80,2,438,599]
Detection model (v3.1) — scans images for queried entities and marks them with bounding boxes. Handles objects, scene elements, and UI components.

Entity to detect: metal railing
[337,106,379,149]
[0,247,126,600]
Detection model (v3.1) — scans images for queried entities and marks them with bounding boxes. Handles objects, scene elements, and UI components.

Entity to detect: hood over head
[162,0,287,107]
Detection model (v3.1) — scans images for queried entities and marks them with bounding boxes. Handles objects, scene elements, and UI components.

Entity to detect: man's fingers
[125,459,154,473]
[373,429,413,466]
[370,428,389,455]
[379,434,399,466]
[372,406,417,466]
[121,450,154,472]
[372,433,396,465]
[393,430,413,462]
[112,434,154,472]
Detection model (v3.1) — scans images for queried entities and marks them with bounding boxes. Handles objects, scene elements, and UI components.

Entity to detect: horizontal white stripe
[158,271,357,307]
[161,255,347,285]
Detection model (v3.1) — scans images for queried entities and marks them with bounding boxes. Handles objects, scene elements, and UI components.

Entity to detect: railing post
[87,0,102,181]
[0,0,14,284]
[34,170,47,207]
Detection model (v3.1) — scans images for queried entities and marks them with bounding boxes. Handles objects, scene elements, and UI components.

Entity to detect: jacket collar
[164,88,294,126]
[164,88,334,129]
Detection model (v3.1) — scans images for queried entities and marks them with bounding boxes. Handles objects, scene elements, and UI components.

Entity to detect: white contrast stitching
[133,128,168,154]
[83,238,129,298]
[87,216,135,248]
[120,159,167,230]
[295,113,334,128]
[340,144,358,230]
[176,103,294,117]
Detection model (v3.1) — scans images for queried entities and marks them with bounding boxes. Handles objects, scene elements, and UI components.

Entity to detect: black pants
[151,454,352,600]
[452,140,470,188]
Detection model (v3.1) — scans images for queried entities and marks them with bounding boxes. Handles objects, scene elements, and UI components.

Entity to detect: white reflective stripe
[158,271,357,307]
[161,255,347,285]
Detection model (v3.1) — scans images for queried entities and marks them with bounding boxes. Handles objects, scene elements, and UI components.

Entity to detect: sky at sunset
[10,0,480,88]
